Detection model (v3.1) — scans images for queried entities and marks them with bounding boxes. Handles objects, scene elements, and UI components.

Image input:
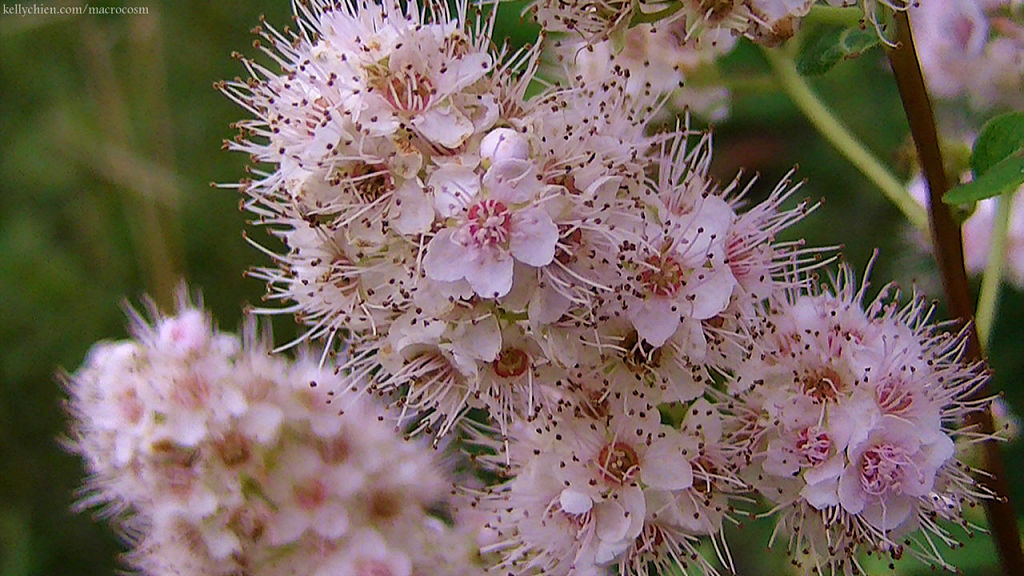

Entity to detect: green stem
[762,47,929,231]
[721,75,777,95]
[78,17,181,310]
[804,5,865,28]
[976,194,1013,349]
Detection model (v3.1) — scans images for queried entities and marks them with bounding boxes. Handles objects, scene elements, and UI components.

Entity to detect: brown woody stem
[885,11,1023,575]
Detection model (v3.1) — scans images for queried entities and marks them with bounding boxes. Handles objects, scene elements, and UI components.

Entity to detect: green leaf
[796,25,882,76]
[944,154,1024,205]
[971,111,1024,176]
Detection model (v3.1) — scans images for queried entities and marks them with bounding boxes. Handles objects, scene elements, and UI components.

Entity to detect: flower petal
[801,476,840,510]
[864,495,914,531]
[413,103,474,149]
[392,179,435,235]
[627,296,678,348]
[593,500,630,543]
[560,488,593,515]
[429,165,480,217]
[484,159,540,204]
[529,285,571,325]
[423,229,472,283]
[686,266,736,320]
[452,314,502,362]
[510,208,558,267]
[837,465,866,515]
[641,433,694,490]
[466,248,514,298]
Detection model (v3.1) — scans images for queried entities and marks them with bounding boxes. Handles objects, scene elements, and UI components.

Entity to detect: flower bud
[480,127,530,164]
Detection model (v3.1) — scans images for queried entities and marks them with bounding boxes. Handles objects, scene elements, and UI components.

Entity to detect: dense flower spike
[125,1,1013,575]
[731,265,992,573]
[67,296,481,576]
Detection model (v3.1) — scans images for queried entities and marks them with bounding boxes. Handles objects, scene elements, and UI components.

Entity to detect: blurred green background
[0,2,1020,575]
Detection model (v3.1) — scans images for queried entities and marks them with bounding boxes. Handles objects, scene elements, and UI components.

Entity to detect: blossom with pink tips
[424,195,558,298]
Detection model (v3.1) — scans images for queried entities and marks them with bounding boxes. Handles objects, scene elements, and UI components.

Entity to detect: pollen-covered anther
[596,441,641,485]
[347,163,393,203]
[622,331,663,373]
[801,367,843,403]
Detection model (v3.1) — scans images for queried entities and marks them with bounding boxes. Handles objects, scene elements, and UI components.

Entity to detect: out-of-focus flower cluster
[910,172,1024,288]
[67,1,1001,576]
[553,20,736,121]
[906,1,1024,290]
[911,0,1024,111]
[67,298,481,576]
[539,0,926,123]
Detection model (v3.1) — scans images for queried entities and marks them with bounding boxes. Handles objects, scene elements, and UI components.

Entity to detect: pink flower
[424,195,558,298]
[837,416,954,531]
[622,195,737,347]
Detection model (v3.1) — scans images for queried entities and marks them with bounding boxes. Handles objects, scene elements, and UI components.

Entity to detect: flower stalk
[885,11,1024,576]
[977,194,1014,349]
[762,46,929,231]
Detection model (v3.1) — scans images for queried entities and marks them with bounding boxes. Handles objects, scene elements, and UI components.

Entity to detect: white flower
[558,21,736,121]
[365,309,501,436]
[529,0,634,40]
[838,416,955,531]
[620,172,738,347]
[424,194,558,298]
[481,398,696,575]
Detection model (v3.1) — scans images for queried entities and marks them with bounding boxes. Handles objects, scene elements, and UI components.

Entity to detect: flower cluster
[477,394,745,576]
[554,20,736,121]
[214,2,995,575]
[67,298,481,576]
[730,266,990,571]
[66,1,1000,576]
[911,0,1024,111]
[530,0,821,46]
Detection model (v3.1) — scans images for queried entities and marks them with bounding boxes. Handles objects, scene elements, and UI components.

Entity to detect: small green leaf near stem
[971,111,1024,176]
[944,155,1024,205]
[796,25,881,76]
